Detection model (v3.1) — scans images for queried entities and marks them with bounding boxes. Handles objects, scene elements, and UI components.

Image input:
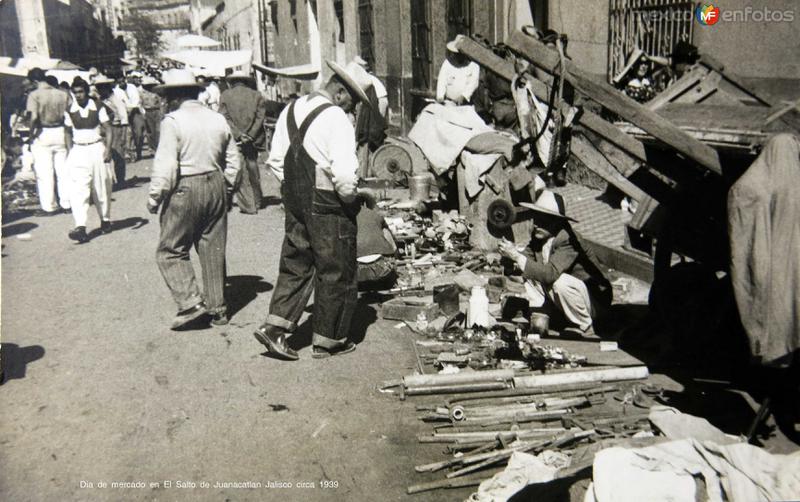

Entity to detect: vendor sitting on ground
[498,190,611,338]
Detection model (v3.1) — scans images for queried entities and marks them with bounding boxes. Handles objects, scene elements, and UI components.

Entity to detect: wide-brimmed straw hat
[446,38,461,53]
[154,69,203,93]
[520,190,577,222]
[326,60,371,105]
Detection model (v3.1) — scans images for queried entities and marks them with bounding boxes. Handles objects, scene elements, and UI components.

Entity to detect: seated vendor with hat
[498,189,612,338]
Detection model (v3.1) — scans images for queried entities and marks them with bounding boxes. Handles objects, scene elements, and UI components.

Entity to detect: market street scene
[1,0,799,501]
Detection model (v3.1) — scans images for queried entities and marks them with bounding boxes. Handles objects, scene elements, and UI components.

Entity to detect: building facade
[112,0,193,54]
[0,0,123,68]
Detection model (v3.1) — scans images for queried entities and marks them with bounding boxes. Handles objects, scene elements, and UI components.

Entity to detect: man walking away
[148,69,241,330]
[64,77,114,243]
[253,61,372,360]
[26,67,71,216]
[139,76,162,153]
[219,71,267,214]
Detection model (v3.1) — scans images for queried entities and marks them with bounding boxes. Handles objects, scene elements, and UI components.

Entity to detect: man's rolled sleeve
[222,128,241,186]
[148,117,180,203]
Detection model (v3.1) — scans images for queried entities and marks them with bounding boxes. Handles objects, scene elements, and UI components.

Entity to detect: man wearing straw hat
[497,189,611,338]
[253,60,372,360]
[219,71,267,214]
[147,69,241,330]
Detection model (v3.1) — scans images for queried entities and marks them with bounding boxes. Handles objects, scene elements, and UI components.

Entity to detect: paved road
[0,159,464,501]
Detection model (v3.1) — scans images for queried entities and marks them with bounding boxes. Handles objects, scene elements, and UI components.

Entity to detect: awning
[252,62,319,80]
[0,55,63,76]
[163,49,252,77]
[176,34,220,49]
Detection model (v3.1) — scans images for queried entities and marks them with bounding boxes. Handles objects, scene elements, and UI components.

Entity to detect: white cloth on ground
[469,450,571,502]
[585,438,800,502]
[407,103,492,175]
[460,151,502,199]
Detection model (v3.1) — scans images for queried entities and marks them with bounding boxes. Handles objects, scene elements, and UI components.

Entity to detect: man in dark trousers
[253,61,373,360]
[147,69,241,330]
[218,71,267,214]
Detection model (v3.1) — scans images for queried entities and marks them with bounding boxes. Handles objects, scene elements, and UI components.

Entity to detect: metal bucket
[408,175,431,201]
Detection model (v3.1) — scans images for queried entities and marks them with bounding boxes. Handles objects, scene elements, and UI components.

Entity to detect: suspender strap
[286,99,335,146]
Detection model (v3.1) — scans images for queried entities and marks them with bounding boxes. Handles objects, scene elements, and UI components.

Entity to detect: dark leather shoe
[210,312,228,326]
[100,221,112,234]
[253,325,298,361]
[312,341,356,359]
[68,226,89,243]
[171,303,208,330]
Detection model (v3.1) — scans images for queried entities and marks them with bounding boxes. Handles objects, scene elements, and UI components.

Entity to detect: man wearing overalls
[254,61,373,360]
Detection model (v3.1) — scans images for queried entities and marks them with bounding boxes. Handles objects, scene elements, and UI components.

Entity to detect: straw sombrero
[154,69,203,93]
[326,60,371,104]
[520,190,577,222]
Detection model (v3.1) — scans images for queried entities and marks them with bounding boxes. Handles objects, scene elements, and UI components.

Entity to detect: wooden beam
[506,31,722,175]
[646,66,710,110]
[571,134,647,202]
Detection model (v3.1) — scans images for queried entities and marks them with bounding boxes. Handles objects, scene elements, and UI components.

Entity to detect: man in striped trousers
[147,69,241,330]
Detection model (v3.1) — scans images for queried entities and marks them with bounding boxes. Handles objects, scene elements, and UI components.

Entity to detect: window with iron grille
[608,0,694,82]
[410,0,432,90]
[358,0,375,70]
[257,0,271,64]
[446,0,472,41]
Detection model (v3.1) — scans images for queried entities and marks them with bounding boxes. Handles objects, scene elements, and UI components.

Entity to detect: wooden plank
[506,31,722,175]
[646,66,710,110]
[571,134,647,202]
[671,71,723,105]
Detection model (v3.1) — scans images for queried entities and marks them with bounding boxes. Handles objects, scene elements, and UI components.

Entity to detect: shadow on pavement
[2,222,38,238]
[289,300,376,351]
[0,343,45,385]
[225,275,273,319]
[113,176,151,192]
[86,216,149,240]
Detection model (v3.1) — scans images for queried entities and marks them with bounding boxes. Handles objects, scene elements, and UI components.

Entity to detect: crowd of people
[11,39,611,357]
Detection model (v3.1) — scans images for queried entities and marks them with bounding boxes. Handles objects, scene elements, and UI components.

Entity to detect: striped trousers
[156,170,228,315]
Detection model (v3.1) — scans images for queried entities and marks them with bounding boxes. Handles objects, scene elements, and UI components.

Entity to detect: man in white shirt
[354,56,388,117]
[64,77,113,243]
[126,72,146,160]
[436,39,481,104]
[197,73,220,111]
[253,60,372,361]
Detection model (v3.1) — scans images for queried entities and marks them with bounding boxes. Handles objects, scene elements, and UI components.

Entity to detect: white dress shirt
[436,59,480,104]
[267,94,358,193]
[111,87,130,125]
[125,83,142,112]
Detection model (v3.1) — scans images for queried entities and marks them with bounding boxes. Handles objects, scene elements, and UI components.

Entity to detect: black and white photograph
[1,0,799,500]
